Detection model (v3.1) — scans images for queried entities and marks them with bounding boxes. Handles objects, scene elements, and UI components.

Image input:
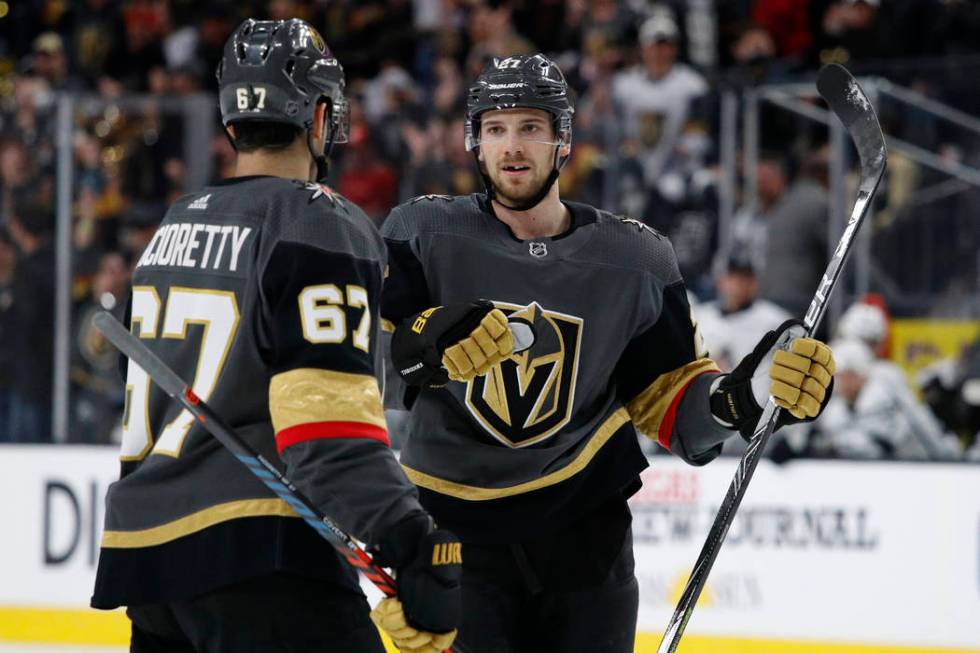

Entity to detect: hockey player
[91,20,459,653]
[695,249,791,371]
[381,54,836,652]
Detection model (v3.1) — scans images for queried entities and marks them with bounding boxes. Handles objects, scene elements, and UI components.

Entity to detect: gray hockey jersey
[381,194,732,542]
[92,176,424,608]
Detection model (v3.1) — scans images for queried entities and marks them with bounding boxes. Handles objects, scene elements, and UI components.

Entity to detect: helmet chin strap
[306,107,335,183]
[477,143,565,212]
[306,130,331,183]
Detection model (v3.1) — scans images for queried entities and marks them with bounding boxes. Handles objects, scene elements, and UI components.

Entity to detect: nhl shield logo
[528,242,548,258]
[465,302,582,448]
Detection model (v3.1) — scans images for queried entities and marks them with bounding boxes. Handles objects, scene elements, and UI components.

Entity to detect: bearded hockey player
[381,54,836,652]
[91,19,459,653]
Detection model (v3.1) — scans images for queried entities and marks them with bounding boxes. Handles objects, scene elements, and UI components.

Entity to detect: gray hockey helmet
[464,54,573,152]
[217,19,348,146]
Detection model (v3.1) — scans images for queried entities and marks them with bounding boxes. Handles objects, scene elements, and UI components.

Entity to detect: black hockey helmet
[464,54,574,210]
[216,19,348,177]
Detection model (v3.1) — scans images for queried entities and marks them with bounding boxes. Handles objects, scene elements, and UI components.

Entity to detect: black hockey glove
[391,300,513,387]
[371,514,462,636]
[710,319,836,441]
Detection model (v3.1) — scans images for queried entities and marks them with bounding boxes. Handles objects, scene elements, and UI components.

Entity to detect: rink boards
[0,445,977,652]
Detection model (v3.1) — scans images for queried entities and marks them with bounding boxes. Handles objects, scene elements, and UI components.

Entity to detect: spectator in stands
[695,249,790,372]
[0,140,35,225]
[101,1,167,94]
[70,251,130,443]
[808,0,945,67]
[337,137,398,224]
[611,11,709,190]
[751,0,812,62]
[402,116,482,199]
[918,334,980,460]
[30,33,72,92]
[467,0,537,59]
[72,0,124,87]
[5,74,54,161]
[811,339,960,460]
[733,150,829,318]
[837,300,956,452]
[557,0,635,89]
[837,300,902,385]
[809,0,885,65]
[4,195,54,442]
[727,21,797,85]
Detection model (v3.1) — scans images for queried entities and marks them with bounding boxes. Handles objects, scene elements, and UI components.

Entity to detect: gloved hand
[710,319,836,440]
[371,598,457,653]
[370,515,462,652]
[391,300,513,387]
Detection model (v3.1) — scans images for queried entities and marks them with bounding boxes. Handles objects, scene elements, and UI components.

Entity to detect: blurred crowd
[1,0,980,460]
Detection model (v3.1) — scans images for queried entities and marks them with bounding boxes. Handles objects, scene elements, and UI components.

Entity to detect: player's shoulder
[575,202,680,281]
[382,193,485,240]
[265,179,383,259]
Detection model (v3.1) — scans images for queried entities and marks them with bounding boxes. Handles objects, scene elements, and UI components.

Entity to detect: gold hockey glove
[771,337,835,419]
[371,597,457,653]
[370,515,461,650]
[711,319,836,440]
[442,308,513,381]
[391,300,513,387]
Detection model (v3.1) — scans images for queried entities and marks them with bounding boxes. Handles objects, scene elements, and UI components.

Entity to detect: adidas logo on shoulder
[188,194,211,210]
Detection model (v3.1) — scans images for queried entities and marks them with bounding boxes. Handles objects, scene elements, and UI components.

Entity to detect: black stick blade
[817,63,887,185]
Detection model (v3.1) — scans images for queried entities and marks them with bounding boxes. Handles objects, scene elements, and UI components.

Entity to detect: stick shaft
[657,65,886,652]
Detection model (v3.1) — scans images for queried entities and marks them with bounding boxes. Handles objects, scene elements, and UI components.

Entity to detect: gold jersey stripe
[627,358,720,439]
[403,407,630,501]
[381,318,396,333]
[270,368,386,433]
[101,498,296,548]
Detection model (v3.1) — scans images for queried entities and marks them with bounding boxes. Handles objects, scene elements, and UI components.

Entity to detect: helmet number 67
[236,86,266,110]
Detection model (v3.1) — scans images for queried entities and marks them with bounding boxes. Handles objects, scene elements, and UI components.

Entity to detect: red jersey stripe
[276,421,390,454]
[657,372,712,450]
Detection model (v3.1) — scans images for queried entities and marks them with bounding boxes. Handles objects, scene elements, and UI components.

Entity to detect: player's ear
[311,102,328,141]
[559,142,571,159]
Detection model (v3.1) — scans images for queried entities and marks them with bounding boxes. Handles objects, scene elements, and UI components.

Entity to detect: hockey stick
[93,310,464,653]
[656,64,886,652]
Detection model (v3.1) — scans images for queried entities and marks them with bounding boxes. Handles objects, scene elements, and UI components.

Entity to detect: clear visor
[468,123,567,150]
[465,113,571,152]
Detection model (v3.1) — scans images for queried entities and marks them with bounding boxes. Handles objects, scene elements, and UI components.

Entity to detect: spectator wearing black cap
[694,249,790,372]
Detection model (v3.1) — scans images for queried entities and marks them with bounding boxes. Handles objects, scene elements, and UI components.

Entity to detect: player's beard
[487,160,554,207]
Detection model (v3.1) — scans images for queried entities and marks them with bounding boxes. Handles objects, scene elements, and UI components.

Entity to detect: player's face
[717,270,758,312]
[837,369,866,406]
[477,108,566,205]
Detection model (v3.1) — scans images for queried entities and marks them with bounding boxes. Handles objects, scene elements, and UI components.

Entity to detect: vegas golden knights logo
[465,302,583,447]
